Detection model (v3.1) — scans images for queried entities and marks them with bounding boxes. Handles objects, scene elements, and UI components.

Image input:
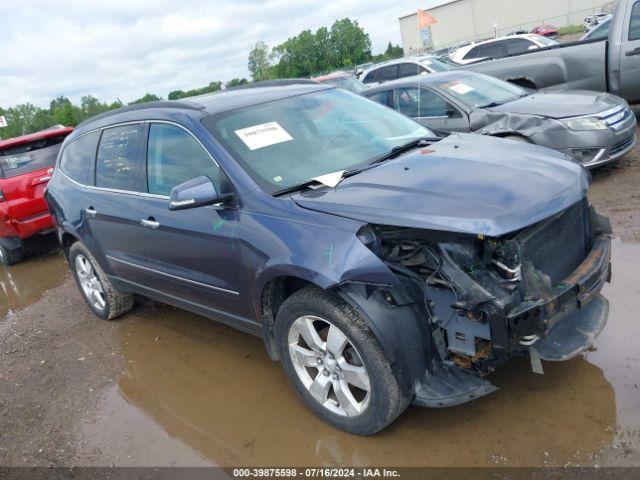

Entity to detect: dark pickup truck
[462,0,640,104]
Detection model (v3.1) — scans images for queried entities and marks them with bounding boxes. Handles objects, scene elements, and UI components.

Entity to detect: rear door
[0,135,65,223]
[83,123,154,285]
[619,0,640,102]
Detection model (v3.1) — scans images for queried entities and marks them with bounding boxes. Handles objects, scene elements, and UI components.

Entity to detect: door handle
[625,47,640,56]
[141,218,160,229]
[84,207,97,218]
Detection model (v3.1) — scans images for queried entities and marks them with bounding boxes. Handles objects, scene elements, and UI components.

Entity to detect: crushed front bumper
[507,234,611,345]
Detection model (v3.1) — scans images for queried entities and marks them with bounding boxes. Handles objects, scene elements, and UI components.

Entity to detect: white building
[399,0,617,54]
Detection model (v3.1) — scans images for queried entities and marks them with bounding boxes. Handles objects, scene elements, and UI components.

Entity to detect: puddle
[0,242,67,320]
[96,238,639,467]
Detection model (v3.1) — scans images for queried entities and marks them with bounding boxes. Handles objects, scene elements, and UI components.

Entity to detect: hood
[490,90,622,119]
[293,133,589,237]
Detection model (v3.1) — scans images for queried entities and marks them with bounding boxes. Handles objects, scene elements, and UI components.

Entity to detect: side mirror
[168,175,231,211]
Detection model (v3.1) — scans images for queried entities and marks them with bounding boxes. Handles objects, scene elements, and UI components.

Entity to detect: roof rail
[227,78,320,90]
[76,100,205,129]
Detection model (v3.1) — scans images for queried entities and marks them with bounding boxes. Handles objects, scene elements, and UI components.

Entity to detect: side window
[479,41,508,58]
[630,2,640,40]
[394,88,421,117]
[377,65,399,82]
[96,124,144,191]
[366,90,393,108]
[147,123,222,196]
[463,46,481,60]
[362,69,378,84]
[397,63,421,78]
[60,131,100,185]
[505,38,536,55]
[418,89,462,118]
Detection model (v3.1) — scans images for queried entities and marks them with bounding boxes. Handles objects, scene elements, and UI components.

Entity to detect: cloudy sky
[0,0,440,108]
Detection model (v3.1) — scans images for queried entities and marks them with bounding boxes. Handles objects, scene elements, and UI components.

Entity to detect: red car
[0,126,73,265]
[531,25,559,39]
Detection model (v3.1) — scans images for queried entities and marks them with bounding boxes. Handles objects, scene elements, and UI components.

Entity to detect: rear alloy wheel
[69,242,134,320]
[276,286,410,435]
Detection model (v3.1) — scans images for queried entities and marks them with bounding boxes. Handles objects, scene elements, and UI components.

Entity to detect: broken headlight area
[357,199,612,376]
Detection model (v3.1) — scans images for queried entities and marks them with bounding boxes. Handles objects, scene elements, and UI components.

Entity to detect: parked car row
[31,72,614,435]
[363,70,636,168]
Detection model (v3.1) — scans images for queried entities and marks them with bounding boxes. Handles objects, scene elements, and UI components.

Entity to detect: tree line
[248,18,403,81]
[1,17,402,139]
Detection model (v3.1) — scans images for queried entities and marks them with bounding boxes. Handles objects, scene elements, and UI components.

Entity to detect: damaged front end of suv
[341,199,611,407]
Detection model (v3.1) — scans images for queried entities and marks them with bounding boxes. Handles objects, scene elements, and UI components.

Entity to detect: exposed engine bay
[357,199,612,378]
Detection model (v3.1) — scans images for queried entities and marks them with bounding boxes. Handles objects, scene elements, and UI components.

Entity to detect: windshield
[435,73,526,109]
[534,35,559,47]
[322,76,367,94]
[0,136,65,178]
[584,19,611,40]
[204,89,434,194]
[421,57,453,72]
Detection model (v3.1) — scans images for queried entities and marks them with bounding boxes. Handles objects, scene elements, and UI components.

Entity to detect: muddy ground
[1,136,639,470]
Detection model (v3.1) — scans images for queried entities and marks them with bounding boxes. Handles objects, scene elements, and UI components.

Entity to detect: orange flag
[417,9,437,29]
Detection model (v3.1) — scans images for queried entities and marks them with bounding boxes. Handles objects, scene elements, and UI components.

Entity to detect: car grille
[610,134,635,156]
[598,105,635,131]
[518,200,590,285]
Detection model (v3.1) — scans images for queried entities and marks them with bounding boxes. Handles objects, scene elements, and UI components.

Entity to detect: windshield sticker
[449,83,474,95]
[273,175,283,183]
[235,122,293,150]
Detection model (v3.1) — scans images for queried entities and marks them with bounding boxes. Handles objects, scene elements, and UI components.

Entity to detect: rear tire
[276,286,410,435]
[0,242,22,266]
[69,242,134,320]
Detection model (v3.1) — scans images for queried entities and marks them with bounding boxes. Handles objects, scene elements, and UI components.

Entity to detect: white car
[360,56,455,86]
[584,13,610,31]
[450,34,559,65]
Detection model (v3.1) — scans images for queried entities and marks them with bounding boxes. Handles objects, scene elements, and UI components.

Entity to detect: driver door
[393,87,470,136]
[133,122,249,321]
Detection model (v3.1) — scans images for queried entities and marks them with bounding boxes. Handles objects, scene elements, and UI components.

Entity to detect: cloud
[0,0,427,107]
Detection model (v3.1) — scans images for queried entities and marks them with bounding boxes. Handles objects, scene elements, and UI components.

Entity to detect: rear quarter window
[59,131,100,185]
[0,136,65,178]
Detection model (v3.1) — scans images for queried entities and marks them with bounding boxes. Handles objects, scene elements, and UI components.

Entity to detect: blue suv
[45,82,611,435]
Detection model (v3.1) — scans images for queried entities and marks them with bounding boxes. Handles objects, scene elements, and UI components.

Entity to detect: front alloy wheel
[288,315,371,416]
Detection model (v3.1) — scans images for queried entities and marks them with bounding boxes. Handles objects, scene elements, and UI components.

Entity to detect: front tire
[69,242,134,320]
[276,286,410,435]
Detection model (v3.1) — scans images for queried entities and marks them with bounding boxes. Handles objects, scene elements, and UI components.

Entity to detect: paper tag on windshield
[235,122,293,150]
[449,83,474,94]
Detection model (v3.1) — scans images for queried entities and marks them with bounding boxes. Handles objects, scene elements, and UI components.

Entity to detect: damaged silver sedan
[363,70,637,168]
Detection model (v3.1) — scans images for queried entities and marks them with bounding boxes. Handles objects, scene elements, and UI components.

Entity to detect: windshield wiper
[367,137,438,167]
[272,179,326,197]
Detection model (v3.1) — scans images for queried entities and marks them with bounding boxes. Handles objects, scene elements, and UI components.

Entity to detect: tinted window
[505,38,536,54]
[366,90,393,107]
[96,124,144,191]
[362,69,378,84]
[630,1,640,40]
[0,135,66,178]
[477,41,508,58]
[463,46,482,60]
[147,123,221,196]
[377,65,398,81]
[397,63,421,78]
[59,131,100,185]
[394,87,461,118]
